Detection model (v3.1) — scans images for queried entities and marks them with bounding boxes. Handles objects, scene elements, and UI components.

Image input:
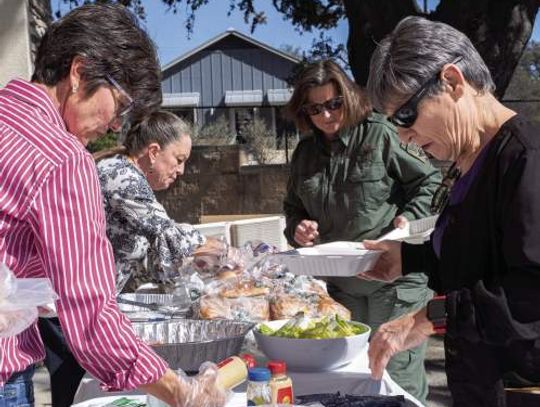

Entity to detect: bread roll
[270,293,319,320]
[317,296,352,320]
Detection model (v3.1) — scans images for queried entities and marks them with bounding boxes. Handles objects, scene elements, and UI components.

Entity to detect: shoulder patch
[401,142,428,163]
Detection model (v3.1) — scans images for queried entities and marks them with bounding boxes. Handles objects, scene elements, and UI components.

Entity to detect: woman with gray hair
[96,110,230,292]
[364,16,540,406]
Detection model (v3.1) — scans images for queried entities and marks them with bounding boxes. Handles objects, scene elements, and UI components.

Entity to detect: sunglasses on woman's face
[389,56,463,128]
[302,96,344,116]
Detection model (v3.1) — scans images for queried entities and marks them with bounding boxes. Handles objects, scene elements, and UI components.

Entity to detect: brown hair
[93,110,191,161]
[284,60,372,133]
[33,3,161,123]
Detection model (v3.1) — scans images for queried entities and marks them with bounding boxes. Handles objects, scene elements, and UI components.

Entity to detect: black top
[402,115,540,345]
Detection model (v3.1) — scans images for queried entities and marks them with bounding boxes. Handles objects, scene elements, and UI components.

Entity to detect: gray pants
[327,274,432,404]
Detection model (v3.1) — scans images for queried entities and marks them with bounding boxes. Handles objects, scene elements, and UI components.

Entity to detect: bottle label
[217,357,234,368]
[276,386,293,404]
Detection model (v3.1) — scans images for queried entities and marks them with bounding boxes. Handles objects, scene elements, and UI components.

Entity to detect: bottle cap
[248,367,271,382]
[267,360,287,375]
[241,353,257,369]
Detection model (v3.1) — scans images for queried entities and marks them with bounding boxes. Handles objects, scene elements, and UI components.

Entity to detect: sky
[52,0,540,68]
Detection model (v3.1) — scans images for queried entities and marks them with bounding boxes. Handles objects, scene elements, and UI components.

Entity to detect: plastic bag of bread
[219,279,270,298]
[269,293,320,320]
[198,294,270,321]
[270,292,351,321]
[317,295,352,320]
[279,275,328,296]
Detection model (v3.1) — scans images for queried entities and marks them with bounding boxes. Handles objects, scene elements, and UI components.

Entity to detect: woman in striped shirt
[0,4,227,407]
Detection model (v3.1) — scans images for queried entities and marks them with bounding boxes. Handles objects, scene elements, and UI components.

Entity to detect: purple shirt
[432,142,493,258]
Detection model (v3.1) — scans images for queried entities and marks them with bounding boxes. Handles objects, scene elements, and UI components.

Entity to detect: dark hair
[32,3,162,122]
[94,111,191,161]
[283,60,372,133]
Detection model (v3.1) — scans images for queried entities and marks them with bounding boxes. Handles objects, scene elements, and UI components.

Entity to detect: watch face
[427,297,446,321]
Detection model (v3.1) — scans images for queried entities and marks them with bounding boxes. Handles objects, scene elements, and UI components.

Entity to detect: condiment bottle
[246,367,272,406]
[267,360,294,405]
[216,354,254,390]
[240,353,257,369]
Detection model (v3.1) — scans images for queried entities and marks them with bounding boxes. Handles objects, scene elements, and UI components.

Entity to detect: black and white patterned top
[97,154,205,292]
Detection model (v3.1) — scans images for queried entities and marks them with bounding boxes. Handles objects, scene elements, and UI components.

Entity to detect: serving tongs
[116,296,176,314]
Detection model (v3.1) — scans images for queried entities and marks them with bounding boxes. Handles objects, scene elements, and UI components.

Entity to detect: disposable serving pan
[131,319,254,372]
[272,241,381,277]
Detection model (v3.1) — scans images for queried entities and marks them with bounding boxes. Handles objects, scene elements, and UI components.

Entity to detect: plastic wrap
[0,263,57,337]
[198,294,270,321]
[146,363,230,407]
[270,293,321,320]
[175,362,230,406]
[172,240,351,324]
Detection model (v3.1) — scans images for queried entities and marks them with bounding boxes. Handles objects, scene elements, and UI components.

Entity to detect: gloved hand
[174,362,229,407]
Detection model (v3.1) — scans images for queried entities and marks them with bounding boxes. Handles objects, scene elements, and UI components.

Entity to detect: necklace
[430,162,462,214]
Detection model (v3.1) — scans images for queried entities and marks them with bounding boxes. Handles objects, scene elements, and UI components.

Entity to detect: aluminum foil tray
[117,293,190,317]
[132,319,254,372]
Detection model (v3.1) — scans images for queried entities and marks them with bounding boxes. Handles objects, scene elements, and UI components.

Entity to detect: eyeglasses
[389,56,463,128]
[430,162,461,214]
[302,96,344,116]
[105,75,134,119]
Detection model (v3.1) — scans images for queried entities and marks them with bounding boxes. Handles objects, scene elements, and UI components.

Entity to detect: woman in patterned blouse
[96,110,224,292]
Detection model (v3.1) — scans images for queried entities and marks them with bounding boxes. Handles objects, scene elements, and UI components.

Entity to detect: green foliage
[86,132,118,153]
[242,117,275,164]
[194,115,236,145]
[279,44,304,59]
[57,0,540,97]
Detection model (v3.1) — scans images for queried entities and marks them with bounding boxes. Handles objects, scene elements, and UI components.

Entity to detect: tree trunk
[28,0,53,63]
[344,0,540,98]
[343,0,420,88]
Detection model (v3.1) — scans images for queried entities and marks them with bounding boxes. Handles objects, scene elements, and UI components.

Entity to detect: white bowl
[253,319,370,372]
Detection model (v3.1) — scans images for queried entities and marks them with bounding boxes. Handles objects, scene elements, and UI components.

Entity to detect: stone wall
[155,145,289,224]
[155,145,449,225]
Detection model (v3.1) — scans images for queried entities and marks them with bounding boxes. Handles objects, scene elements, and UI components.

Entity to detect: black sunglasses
[389,56,463,128]
[302,96,344,116]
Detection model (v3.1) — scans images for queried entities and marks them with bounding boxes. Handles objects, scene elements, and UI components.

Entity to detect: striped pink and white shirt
[0,79,168,389]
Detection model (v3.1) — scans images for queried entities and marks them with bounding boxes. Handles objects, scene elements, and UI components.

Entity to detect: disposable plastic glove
[174,362,229,407]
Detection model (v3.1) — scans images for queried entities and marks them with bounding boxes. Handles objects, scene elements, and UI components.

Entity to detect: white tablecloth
[72,347,423,406]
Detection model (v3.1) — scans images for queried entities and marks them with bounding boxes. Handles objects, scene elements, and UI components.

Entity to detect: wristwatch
[426,295,447,334]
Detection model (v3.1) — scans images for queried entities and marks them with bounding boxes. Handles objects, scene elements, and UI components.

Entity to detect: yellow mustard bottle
[216,354,255,390]
[267,360,294,405]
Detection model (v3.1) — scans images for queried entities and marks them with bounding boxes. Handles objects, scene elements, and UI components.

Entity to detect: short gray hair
[367,16,495,113]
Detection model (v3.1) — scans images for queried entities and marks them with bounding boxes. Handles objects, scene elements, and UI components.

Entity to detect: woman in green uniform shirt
[282,59,441,403]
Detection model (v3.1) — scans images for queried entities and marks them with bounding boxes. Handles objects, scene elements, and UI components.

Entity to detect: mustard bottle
[216,354,255,390]
[267,360,294,405]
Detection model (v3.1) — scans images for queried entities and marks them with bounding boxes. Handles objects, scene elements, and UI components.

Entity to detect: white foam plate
[272,241,381,277]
